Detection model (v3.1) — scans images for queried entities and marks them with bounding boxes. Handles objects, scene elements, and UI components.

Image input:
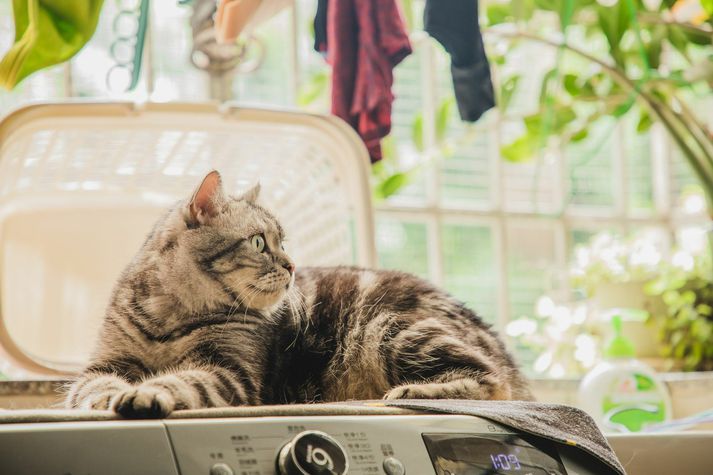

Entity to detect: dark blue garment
[313,0,328,53]
[424,0,495,122]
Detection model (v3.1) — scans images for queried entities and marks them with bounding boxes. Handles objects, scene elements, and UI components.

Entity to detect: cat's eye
[251,234,266,253]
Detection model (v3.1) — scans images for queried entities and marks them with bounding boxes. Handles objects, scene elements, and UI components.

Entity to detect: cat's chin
[240,285,288,310]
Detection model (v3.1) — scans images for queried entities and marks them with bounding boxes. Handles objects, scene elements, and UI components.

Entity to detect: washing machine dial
[276,430,349,475]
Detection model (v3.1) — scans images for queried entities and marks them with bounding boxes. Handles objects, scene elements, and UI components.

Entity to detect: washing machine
[0,407,620,475]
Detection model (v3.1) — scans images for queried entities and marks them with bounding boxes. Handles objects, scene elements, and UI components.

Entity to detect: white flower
[536,295,555,317]
[683,193,705,215]
[552,306,573,332]
[629,241,661,268]
[679,227,707,255]
[574,334,597,368]
[572,305,588,325]
[506,318,537,337]
[672,250,694,271]
[534,351,553,373]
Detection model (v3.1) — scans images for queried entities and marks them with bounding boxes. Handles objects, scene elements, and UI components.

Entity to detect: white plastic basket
[0,101,375,376]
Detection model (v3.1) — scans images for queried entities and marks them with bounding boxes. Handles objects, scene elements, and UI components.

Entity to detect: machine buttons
[277,430,349,475]
[382,457,406,475]
[209,462,235,475]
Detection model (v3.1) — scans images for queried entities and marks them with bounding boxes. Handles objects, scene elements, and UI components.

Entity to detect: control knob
[276,430,349,475]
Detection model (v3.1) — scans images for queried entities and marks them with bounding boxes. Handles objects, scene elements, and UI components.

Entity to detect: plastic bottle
[578,315,672,433]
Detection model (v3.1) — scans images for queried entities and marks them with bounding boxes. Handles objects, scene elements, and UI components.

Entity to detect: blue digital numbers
[490,453,522,471]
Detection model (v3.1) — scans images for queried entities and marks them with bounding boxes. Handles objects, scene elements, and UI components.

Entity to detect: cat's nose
[282,262,295,275]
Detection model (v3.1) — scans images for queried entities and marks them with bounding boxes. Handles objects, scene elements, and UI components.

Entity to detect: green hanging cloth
[0,0,104,90]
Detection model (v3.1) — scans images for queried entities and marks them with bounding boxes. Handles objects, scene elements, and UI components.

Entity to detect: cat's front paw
[111,385,176,419]
[81,392,116,410]
[384,383,438,400]
[383,382,465,400]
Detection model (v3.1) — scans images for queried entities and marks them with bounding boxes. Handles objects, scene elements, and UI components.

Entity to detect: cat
[66,170,532,418]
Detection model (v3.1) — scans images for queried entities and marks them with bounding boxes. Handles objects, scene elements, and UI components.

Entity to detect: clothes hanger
[106,0,150,92]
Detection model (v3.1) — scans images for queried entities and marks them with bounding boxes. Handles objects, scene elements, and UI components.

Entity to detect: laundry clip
[106,0,150,92]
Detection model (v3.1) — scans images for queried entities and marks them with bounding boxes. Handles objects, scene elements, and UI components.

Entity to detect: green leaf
[597,2,633,68]
[378,172,410,199]
[696,303,712,316]
[499,75,521,112]
[487,3,511,25]
[539,69,558,106]
[534,0,561,11]
[637,109,653,133]
[571,128,589,142]
[645,25,666,70]
[563,74,581,96]
[411,113,424,152]
[524,106,577,135]
[501,134,538,162]
[684,28,713,46]
[511,0,536,21]
[663,290,681,307]
[380,134,398,163]
[703,0,713,15]
[682,290,697,305]
[644,278,666,296]
[436,97,454,143]
[667,25,690,58]
[609,99,634,118]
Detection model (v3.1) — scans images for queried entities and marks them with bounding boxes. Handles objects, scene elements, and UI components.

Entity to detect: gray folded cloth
[381,399,626,475]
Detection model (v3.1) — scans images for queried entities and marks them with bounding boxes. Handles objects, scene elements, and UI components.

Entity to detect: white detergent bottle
[578,315,672,433]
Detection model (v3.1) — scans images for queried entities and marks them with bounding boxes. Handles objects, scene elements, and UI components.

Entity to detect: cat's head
[155,170,294,312]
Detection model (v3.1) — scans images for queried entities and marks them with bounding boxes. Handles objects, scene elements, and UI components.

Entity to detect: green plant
[510,227,713,375]
[490,0,713,213]
[645,247,713,370]
[371,1,713,207]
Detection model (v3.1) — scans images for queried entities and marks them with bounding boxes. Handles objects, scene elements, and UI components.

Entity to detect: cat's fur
[66,171,532,418]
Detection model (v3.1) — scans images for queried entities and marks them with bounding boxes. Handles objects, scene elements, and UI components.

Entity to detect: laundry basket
[0,101,376,377]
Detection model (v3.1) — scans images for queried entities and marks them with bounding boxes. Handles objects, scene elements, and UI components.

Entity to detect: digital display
[422,433,567,475]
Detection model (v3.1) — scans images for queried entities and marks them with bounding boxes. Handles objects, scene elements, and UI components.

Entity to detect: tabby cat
[66,171,532,418]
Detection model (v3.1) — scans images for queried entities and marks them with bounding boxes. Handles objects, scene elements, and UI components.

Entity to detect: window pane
[507,220,558,319]
[233,11,292,106]
[71,1,140,98]
[670,147,701,210]
[376,217,429,279]
[387,49,428,206]
[567,118,617,210]
[435,47,493,209]
[625,111,654,213]
[442,223,497,323]
[150,0,209,102]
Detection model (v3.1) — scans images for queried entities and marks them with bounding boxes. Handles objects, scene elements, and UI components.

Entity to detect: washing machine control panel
[0,414,615,475]
[164,414,611,475]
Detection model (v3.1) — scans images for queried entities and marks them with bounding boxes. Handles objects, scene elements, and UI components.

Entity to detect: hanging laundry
[323,0,412,162]
[313,0,328,54]
[0,0,104,90]
[424,0,495,122]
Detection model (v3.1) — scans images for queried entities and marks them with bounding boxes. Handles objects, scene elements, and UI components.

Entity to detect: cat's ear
[189,170,225,225]
[239,183,260,204]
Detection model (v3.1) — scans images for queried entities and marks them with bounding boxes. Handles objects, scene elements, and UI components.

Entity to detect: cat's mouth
[246,283,285,295]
